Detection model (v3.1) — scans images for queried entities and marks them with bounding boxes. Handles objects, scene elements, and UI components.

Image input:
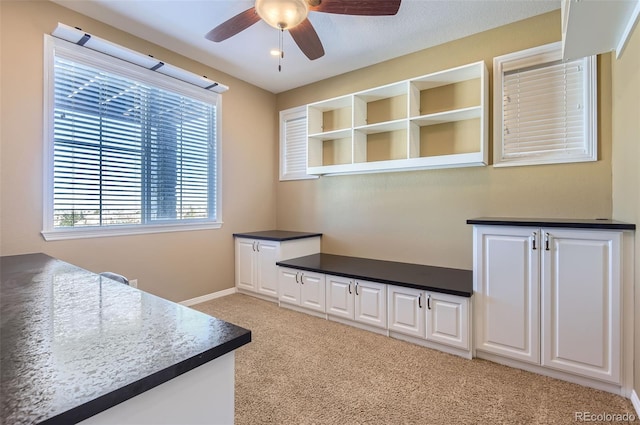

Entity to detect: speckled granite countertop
[1,253,251,425]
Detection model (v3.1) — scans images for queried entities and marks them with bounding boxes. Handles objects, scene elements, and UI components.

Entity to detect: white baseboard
[179,287,237,306]
[631,390,640,418]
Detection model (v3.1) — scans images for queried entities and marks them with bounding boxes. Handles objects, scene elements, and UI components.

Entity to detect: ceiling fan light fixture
[255,0,309,30]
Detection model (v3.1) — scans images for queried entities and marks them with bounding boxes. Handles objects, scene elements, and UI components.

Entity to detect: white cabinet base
[236,288,279,303]
[388,286,424,338]
[390,331,472,360]
[472,224,634,397]
[476,350,625,396]
[327,315,390,337]
[235,236,321,300]
[427,292,470,351]
[279,301,328,320]
[278,268,326,314]
[325,275,387,330]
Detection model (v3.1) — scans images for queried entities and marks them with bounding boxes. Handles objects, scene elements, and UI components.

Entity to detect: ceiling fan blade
[289,19,325,60]
[310,0,401,16]
[205,7,261,42]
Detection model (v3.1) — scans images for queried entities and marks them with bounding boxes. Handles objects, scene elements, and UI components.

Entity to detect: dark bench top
[1,253,251,425]
[277,253,472,297]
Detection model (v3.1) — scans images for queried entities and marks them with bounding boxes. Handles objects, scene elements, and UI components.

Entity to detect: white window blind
[494,42,597,167]
[280,106,315,181]
[43,36,222,240]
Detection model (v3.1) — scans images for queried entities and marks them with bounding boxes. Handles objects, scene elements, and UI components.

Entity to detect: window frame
[493,41,598,167]
[42,35,223,241]
[279,105,317,181]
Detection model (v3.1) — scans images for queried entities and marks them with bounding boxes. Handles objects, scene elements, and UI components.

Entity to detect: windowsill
[41,221,223,241]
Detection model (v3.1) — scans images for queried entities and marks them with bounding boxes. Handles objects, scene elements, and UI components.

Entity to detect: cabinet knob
[427,294,432,310]
[355,282,359,296]
[545,233,550,251]
[348,281,352,294]
[300,273,304,284]
[418,294,422,309]
[532,232,537,250]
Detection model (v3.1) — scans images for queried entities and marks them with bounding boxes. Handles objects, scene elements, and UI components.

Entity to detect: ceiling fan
[205,0,402,60]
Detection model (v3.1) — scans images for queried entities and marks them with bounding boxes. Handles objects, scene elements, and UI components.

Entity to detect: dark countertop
[233,230,322,241]
[1,253,251,425]
[467,217,635,230]
[277,253,472,297]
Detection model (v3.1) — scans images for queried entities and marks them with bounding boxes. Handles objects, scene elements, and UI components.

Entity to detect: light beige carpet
[193,294,637,424]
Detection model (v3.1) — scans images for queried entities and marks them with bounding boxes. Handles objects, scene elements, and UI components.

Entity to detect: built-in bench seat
[276,253,472,297]
[275,253,473,358]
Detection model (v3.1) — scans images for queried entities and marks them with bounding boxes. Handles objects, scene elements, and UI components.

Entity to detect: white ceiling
[51,0,561,93]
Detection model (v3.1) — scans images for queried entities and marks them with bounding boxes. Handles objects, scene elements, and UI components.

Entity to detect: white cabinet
[426,292,470,351]
[234,235,321,300]
[236,238,279,296]
[307,61,488,176]
[388,286,424,338]
[388,285,470,351]
[542,229,621,383]
[278,267,326,313]
[473,227,540,364]
[473,225,622,384]
[326,275,387,329]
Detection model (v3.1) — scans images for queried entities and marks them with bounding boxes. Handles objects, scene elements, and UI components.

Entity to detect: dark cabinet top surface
[233,230,322,241]
[277,253,472,297]
[467,217,635,230]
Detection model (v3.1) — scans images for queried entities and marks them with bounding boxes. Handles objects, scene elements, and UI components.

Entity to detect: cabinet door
[326,275,354,320]
[299,271,326,313]
[426,292,469,350]
[235,238,256,292]
[387,285,424,338]
[354,280,387,329]
[474,226,540,364]
[256,240,280,298]
[542,229,621,383]
[278,267,301,305]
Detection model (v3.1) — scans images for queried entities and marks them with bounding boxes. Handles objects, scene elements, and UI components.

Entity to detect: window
[279,106,316,181]
[493,42,597,167]
[43,36,222,240]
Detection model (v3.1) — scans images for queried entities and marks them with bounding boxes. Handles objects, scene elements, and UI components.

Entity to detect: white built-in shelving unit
[307,61,488,176]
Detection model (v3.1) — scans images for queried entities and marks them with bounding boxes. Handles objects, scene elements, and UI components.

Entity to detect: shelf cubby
[354,125,408,164]
[307,95,352,136]
[412,119,481,158]
[308,131,353,168]
[354,82,407,127]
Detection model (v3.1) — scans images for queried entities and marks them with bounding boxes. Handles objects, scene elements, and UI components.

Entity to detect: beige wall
[0,1,278,301]
[275,10,613,270]
[611,21,640,396]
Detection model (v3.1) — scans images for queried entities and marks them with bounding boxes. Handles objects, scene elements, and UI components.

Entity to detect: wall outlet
[129,279,138,288]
